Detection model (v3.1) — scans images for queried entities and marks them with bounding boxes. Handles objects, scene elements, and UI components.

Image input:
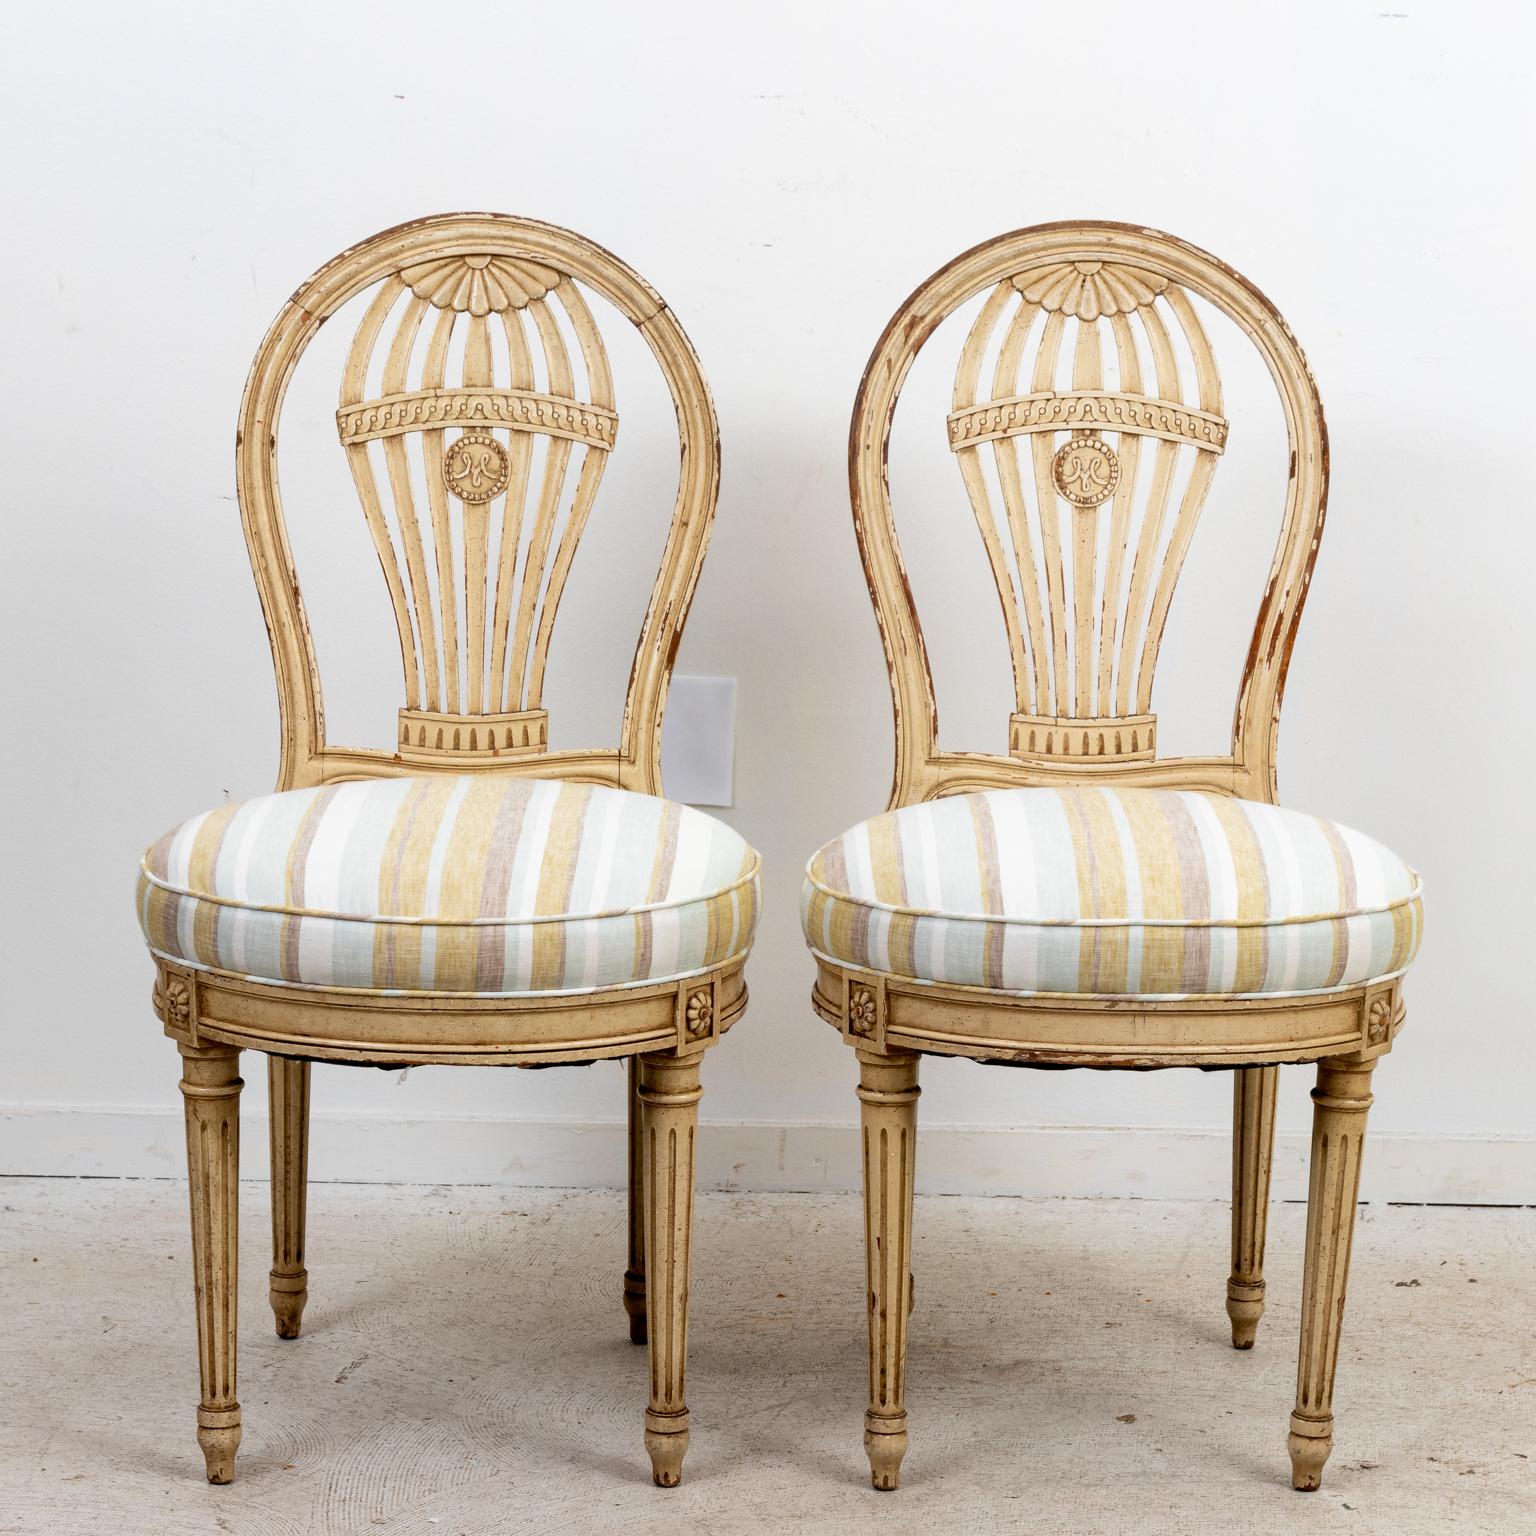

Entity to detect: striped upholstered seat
[140,776,759,997]
[801,787,1420,1000]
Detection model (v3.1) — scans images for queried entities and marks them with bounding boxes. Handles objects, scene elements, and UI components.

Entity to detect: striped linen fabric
[801,787,1421,999]
[139,776,759,996]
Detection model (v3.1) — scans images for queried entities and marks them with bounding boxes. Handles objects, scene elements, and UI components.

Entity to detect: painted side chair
[800,223,1422,1492]
[135,214,759,1489]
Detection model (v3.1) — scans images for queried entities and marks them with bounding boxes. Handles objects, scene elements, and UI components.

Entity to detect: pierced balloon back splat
[948,256,1227,765]
[337,250,618,765]
[238,215,718,794]
[849,223,1327,808]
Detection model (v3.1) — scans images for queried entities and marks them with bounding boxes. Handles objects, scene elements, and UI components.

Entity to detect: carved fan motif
[1014,260,1169,321]
[948,257,1228,762]
[400,254,562,315]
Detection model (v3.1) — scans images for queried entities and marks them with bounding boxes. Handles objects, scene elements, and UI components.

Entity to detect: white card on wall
[661,675,736,807]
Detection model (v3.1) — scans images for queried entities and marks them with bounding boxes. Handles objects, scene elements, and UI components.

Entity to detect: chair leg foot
[645,1410,689,1487]
[269,1270,307,1340]
[865,1413,908,1490]
[1226,1279,1265,1350]
[197,1407,242,1484]
[1288,1415,1332,1491]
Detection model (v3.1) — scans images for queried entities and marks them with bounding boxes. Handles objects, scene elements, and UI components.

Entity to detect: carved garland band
[948,390,1228,454]
[338,387,618,451]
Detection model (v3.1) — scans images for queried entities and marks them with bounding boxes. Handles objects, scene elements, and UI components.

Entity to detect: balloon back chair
[136,214,759,1488]
[800,223,1422,1492]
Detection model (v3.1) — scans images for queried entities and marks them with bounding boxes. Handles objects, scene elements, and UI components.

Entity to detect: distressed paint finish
[821,223,1407,1492]
[148,215,745,1489]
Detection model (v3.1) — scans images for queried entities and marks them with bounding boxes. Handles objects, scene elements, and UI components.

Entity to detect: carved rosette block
[267,1057,310,1340]
[179,1043,243,1483]
[674,976,721,1054]
[638,1052,703,1486]
[857,1048,920,1490]
[1227,1065,1278,1348]
[842,972,886,1050]
[1290,1052,1377,1491]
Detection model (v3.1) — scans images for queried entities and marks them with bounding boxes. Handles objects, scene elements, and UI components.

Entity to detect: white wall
[3,0,1533,1200]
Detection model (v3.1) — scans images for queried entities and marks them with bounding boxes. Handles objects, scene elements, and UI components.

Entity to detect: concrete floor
[0,1180,1531,1535]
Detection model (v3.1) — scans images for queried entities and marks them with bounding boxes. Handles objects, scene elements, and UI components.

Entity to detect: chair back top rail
[849,221,1327,808]
[238,213,719,793]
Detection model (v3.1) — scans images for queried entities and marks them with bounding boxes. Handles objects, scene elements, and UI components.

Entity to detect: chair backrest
[850,221,1328,809]
[237,213,718,793]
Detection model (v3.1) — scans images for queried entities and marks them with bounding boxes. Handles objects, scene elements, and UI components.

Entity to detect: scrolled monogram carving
[684,988,714,1040]
[1052,433,1120,508]
[443,433,509,504]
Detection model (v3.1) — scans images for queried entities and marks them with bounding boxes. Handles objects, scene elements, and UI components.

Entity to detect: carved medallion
[1052,432,1120,507]
[443,433,509,503]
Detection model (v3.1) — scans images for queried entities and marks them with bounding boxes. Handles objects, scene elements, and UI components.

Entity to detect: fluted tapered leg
[1228,1064,1278,1348]
[1289,1052,1376,1491]
[179,1042,243,1483]
[638,1052,702,1487]
[267,1056,310,1340]
[624,1057,647,1345]
[858,1048,920,1491]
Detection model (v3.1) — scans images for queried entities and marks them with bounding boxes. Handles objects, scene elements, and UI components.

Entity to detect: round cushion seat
[139,776,759,997]
[801,786,1421,1000]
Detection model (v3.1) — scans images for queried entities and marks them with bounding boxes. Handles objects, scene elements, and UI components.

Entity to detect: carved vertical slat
[506,300,576,710]
[461,314,494,713]
[1070,319,1103,716]
[953,284,1029,704]
[1227,1063,1277,1349]
[268,1056,310,1341]
[1027,312,1070,714]
[1097,312,1144,713]
[341,278,421,708]
[1114,302,1182,716]
[179,1042,242,1484]
[526,281,617,707]
[858,1047,919,1491]
[380,297,440,709]
[987,295,1051,712]
[1136,289,1224,711]
[420,307,461,714]
[489,308,537,712]
[639,1051,702,1487]
[1290,1053,1376,1491]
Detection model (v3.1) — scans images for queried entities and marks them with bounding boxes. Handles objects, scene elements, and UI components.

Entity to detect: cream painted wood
[267,1057,309,1340]
[827,222,1405,1492]
[177,1042,242,1484]
[1228,1064,1278,1349]
[638,1051,702,1487]
[857,1048,920,1490]
[148,214,737,1489]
